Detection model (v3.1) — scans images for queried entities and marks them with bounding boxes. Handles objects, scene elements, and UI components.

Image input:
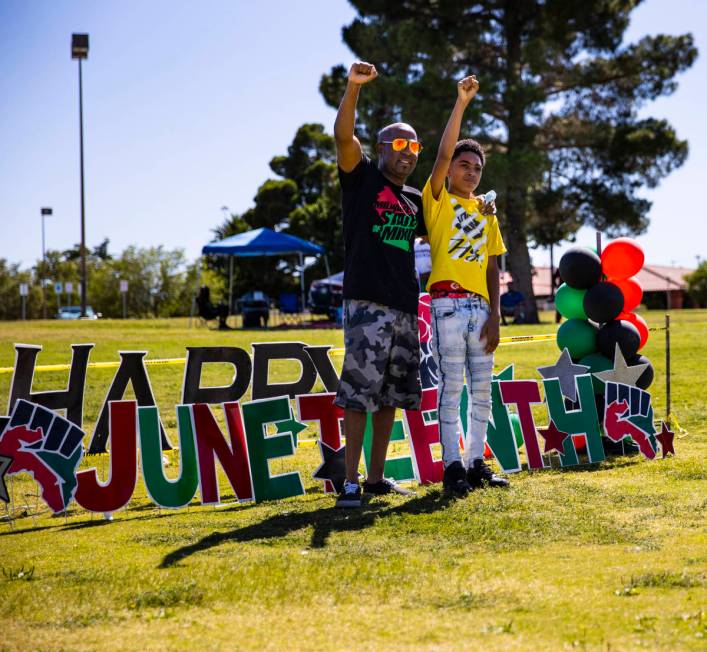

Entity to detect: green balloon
[555,283,587,319]
[557,319,598,360]
[509,413,523,448]
[579,353,613,394]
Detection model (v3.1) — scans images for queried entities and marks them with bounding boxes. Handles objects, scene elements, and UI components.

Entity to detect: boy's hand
[481,314,500,353]
[479,198,497,215]
[457,75,480,104]
[348,62,378,85]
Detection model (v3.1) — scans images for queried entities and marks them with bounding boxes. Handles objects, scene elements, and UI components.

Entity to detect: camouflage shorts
[334,300,422,412]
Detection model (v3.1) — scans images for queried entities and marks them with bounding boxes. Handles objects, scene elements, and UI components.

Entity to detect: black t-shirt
[339,156,425,315]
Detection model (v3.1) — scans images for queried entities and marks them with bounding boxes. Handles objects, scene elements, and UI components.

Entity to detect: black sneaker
[443,461,472,497]
[466,459,509,489]
[336,480,362,508]
[363,477,413,496]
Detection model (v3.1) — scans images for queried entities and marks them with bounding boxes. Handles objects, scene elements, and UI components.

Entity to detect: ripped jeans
[430,295,494,467]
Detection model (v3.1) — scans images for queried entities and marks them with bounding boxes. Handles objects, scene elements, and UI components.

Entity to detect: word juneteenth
[0,342,667,514]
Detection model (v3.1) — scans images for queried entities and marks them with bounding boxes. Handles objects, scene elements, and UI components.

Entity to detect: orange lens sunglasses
[381,138,423,154]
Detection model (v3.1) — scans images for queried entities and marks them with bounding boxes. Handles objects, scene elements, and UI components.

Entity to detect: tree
[320,0,696,321]
[212,123,342,303]
[686,262,707,308]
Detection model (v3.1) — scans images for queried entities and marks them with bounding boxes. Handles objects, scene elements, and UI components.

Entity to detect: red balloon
[619,312,649,350]
[601,238,645,279]
[611,277,643,312]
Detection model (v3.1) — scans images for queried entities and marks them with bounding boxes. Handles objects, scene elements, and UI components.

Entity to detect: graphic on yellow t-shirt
[421,178,507,301]
[448,196,488,263]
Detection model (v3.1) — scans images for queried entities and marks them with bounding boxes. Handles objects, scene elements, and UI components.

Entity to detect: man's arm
[334,62,377,173]
[429,75,479,199]
[481,255,501,353]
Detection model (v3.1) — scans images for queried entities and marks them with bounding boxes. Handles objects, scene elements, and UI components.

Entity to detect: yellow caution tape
[0,326,669,374]
[0,357,186,375]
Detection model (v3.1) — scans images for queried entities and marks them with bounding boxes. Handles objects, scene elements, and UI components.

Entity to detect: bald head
[377,122,417,143]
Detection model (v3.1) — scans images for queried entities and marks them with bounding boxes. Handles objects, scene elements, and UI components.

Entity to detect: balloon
[619,312,649,350]
[579,352,614,394]
[597,319,641,359]
[583,282,624,323]
[611,277,643,312]
[601,238,644,280]
[483,413,523,459]
[559,247,602,289]
[555,283,587,319]
[628,354,654,389]
[557,319,598,360]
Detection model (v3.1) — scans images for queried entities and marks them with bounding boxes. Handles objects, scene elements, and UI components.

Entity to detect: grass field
[1,311,705,651]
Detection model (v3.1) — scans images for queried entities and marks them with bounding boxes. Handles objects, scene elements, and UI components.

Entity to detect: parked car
[57,306,100,320]
[308,271,343,319]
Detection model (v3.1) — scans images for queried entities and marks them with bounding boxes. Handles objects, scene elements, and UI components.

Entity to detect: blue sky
[1,0,705,272]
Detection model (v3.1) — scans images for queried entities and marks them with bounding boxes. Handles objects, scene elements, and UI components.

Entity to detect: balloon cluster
[555,238,653,390]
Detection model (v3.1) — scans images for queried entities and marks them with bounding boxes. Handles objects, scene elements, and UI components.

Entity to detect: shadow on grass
[160,491,452,568]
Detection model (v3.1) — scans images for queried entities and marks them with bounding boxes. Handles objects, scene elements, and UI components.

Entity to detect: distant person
[553,267,562,323]
[196,285,229,330]
[422,74,509,497]
[414,237,432,291]
[501,282,526,325]
[333,60,426,508]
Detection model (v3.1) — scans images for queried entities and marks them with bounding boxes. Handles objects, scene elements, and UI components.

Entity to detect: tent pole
[228,256,234,315]
[299,252,305,314]
[323,253,331,278]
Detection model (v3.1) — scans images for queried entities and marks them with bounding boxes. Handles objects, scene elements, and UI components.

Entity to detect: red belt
[430,291,475,299]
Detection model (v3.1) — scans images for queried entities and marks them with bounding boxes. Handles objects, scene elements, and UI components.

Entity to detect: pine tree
[320,0,696,321]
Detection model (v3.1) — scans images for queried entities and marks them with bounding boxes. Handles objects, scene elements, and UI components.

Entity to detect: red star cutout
[537,421,569,455]
[655,420,675,458]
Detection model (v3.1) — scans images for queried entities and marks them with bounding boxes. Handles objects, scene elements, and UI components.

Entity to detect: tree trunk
[503,1,539,324]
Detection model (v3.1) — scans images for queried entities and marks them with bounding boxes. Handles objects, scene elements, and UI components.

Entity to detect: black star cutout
[312,441,347,492]
[0,454,12,503]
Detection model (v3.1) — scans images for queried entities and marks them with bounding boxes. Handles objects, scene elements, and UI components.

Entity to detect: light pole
[40,207,52,318]
[71,33,89,317]
[221,206,234,312]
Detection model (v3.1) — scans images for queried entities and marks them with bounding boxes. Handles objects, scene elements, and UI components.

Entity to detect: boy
[422,75,509,496]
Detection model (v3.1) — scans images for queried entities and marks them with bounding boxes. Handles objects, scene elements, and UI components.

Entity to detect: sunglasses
[380,138,423,154]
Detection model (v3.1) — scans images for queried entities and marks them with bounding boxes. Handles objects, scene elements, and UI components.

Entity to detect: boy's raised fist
[457,75,480,103]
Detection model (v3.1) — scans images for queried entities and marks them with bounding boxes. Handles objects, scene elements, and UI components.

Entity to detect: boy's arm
[481,255,501,353]
[334,62,377,173]
[429,75,479,200]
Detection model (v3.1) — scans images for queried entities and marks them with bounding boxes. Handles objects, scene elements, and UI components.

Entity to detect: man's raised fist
[348,61,378,85]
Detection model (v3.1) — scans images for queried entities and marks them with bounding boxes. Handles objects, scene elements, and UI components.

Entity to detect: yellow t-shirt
[422,178,507,302]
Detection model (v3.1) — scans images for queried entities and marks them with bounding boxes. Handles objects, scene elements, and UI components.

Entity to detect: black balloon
[629,354,654,389]
[597,320,641,359]
[583,282,624,323]
[559,247,602,289]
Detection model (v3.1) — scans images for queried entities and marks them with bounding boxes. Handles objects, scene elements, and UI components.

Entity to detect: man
[333,61,424,508]
[422,75,510,496]
[501,282,526,325]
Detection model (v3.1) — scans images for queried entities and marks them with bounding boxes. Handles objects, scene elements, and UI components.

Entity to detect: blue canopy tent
[196,227,329,321]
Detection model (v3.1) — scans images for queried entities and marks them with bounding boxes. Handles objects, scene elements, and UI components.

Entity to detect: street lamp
[71,33,89,317]
[40,207,52,318]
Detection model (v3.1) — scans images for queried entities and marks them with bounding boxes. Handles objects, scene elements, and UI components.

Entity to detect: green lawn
[1,311,705,651]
